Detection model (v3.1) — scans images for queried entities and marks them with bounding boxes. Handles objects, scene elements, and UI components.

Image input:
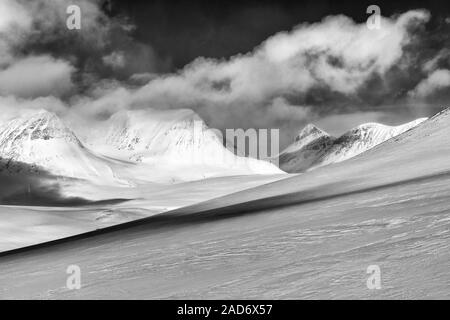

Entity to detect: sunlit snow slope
[0,110,127,185]
[0,109,449,299]
[86,108,283,178]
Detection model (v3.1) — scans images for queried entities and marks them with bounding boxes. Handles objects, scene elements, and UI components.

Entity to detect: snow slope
[0,173,287,252]
[0,109,449,299]
[86,109,283,176]
[0,110,128,186]
[313,118,427,168]
[279,118,426,172]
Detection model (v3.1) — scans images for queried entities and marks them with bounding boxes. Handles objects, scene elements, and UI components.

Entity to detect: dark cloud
[0,0,167,98]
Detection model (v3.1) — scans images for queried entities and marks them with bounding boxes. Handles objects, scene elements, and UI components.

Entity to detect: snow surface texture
[279,118,427,173]
[0,174,286,252]
[0,108,449,299]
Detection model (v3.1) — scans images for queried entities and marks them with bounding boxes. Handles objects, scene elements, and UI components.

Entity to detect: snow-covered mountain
[0,108,427,184]
[0,110,127,185]
[86,109,282,176]
[279,118,427,173]
[313,118,427,169]
[278,124,335,173]
[282,124,331,154]
[0,109,282,186]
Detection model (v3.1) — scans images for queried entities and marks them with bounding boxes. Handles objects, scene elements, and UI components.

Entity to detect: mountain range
[278,118,427,173]
[2,107,449,298]
[0,109,282,186]
[0,107,431,186]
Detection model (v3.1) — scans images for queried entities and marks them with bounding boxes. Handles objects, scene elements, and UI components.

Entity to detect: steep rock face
[279,118,427,173]
[0,110,123,184]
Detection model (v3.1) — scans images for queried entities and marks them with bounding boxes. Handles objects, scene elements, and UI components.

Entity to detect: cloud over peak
[0,1,448,145]
[84,9,433,138]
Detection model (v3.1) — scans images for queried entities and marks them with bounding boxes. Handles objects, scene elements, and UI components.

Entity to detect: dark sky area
[110,0,450,70]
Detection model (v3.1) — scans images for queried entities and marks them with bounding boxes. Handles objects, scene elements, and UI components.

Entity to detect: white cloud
[409,69,450,98]
[422,49,450,72]
[0,56,74,98]
[0,3,436,143]
[129,10,428,104]
[80,10,430,129]
[103,51,126,70]
[0,0,110,99]
[266,97,311,121]
[0,0,31,32]
[0,0,110,65]
[0,96,68,125]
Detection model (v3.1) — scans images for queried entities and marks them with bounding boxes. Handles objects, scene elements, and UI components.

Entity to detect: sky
[0,0,449,146]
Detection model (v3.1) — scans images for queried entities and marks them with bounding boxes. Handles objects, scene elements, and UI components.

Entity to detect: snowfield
[0,108,449,299]
[0,174,287,252]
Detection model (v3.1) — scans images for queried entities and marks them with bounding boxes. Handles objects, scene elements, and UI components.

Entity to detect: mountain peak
[356,122,384,129]
[0,109,78,146]
[280,117,426,173]
[280,123,331,156]
[295,124,328,142]
[86,107,282,179]
[313,117,427,169]
[345,118,427,138]
[95,108,210,155]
